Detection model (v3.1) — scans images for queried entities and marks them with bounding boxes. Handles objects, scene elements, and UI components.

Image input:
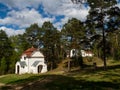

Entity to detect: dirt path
[0,83,5,87]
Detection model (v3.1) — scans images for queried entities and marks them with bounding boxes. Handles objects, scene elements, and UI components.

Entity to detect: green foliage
[0,30,13,74]
[0,57,7,74]
[25,23,42,48]
[22,22,61,70]
[62,18,85,49]
[0,30,13,59]
[1,0,120,74]
[87,0,117,8]
[114,49,120,60]
[106,31,120,60]
[42,21,61,69]
[71,0,120,70]
[9,51,20,73]
[61,18,86,70]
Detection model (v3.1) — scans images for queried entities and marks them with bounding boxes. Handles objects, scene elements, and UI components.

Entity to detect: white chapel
[15,47,47,74]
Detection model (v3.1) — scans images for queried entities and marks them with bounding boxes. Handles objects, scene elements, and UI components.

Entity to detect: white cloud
[42,0,89,30]
[0,0,42,9]
[53,16,69,30]
[54,22,62,30]
[0,26,25,36]
[0,0,90,30]
[42,0,90,21]
[0,0,89,21]
[0,8,54,28]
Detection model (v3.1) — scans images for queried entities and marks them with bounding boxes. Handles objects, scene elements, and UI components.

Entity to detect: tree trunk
[50,61,53,70]
[102,26,107,70]
[68,58,71,71]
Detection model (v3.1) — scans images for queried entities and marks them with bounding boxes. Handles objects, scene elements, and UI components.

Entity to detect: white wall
[70,49,77,58]
[15,50,47,74]
[27,58,45,73]
[15,62,28,74]
[31,63,47,74]
[81,50,93,57]
[32,51,44,57]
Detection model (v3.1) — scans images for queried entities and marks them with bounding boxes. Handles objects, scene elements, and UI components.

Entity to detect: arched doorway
[17,65,20,74]
[38,65,43,73]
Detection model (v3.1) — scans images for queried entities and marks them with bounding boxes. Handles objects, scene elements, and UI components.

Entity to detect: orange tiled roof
[22,47,37,57]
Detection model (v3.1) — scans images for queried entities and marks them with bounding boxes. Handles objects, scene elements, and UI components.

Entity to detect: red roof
[85,51,93,54]
[22,47,38,57]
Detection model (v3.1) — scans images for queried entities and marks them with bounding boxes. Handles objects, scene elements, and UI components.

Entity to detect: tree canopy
[1,0,120,74]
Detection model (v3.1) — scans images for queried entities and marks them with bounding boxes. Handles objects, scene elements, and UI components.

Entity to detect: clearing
[0,58,120,90]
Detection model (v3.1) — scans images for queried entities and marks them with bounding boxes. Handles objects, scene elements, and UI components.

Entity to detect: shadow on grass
[79,64,120,73]
[46,75,120,90]
[1,74,120,90]
[0,75,44,90]
[92,64,120,73]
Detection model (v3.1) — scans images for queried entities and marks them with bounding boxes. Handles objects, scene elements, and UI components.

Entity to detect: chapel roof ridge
[22,46,39,57]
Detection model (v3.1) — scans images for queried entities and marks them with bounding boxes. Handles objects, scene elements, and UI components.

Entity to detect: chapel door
[17,65,20,74]
[38,65,43,73]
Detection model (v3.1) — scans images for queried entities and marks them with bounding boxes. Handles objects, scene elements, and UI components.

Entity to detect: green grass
[0,68,120,90]
[0,74,44,84]
[0,60,120,90]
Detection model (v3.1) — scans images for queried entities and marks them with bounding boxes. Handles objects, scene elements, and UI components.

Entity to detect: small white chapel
[15,47,47,74]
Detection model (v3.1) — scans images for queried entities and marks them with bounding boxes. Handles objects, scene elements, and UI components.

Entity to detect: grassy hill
[0,58,120,90]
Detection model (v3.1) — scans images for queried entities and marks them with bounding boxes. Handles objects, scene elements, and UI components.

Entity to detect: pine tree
[0,57,7,74]
[0,30,13,73]
[61,18,85,71]
[25,23,43,48]
[42,21,61,70]
[71,0,120,70]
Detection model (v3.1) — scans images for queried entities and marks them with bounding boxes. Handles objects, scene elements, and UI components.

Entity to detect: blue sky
[0,0,90,36]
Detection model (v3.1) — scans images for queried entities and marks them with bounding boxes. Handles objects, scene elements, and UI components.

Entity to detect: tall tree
[0,57,7,74]
[107,30,120,60]
[71,0,120,70]
[42,21,61,70]
[25,23,43,48]
[10,35,27,73]
[62,18,86,51]
[0,30,13,74]
[61,18,85,71]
